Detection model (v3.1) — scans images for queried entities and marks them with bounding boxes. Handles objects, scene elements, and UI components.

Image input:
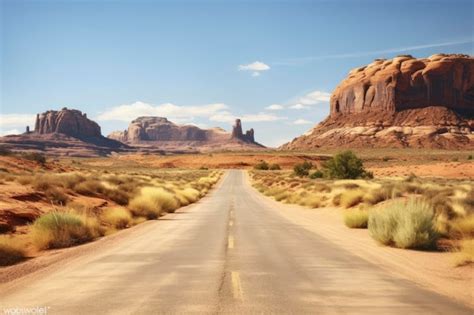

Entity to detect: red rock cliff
[330,54,473,117]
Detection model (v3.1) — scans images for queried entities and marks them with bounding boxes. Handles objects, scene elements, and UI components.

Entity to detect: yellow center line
[228,235,234,249]
[231,271,243,300]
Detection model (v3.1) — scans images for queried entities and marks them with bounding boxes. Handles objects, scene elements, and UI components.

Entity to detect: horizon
[1,0,473,147]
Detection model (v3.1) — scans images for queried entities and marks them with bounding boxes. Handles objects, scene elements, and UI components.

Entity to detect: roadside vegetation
[0,157,222,266]
[250,150,473,263]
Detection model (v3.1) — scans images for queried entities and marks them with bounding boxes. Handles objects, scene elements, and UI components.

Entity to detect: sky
[1,0,473,147]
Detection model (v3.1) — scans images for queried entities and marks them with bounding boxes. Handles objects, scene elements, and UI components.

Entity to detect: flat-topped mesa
[231,119,255,143]
[280,54,474,150]
[330,54,474,117]
[109,116,212,143]
[34,108,101,138]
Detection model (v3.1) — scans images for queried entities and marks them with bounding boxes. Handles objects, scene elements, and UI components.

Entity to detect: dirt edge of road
[0,172,229,288]
[244,171,474,309]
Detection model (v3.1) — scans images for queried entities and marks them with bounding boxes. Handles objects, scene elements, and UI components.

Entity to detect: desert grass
[31,210,103,249]
[0,235,27,266]
[368,198,438,249]
[101,207,133,229]
[128,187,179,219]
[340,189,365,208]
[344,210,369,228]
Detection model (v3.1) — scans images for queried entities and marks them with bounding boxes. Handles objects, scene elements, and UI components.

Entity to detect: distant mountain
[108,116,265,152]
[281,54,474,150]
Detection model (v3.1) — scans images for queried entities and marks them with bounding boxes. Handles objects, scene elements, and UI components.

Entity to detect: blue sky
[1,0,473,147]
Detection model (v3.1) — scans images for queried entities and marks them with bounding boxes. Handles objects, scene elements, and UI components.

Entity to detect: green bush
[254,161,269,170]
[468,155,473,160]
[293,161,312,177]
[269,163,281,170]
[322,151,371,179]
[368,198,438,249]
[309,170,324,179]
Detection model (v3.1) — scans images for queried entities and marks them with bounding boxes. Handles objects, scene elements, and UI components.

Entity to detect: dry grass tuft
[128,187,179,219]
[101,207,133,229]
[0,235,27,266]
[344,210,369,228]
[369,198,438,249]
[31,211,102,249]
[340,189,365,208]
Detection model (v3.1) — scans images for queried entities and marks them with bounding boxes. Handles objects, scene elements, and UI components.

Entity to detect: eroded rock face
[34,108,101,138]
[231,119,255,143]
[331,54,474,116]
[109,117,226,143]
[281,54,474,150]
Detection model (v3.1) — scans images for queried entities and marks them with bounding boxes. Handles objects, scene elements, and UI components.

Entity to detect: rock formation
[108,116,264,151]
[231,119,255,143]
[109,117,224,143]
[0,108,126,157]
[34,108,101,138]
[281,54,474,150]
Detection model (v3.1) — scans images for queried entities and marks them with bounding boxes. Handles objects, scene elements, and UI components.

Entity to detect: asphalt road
[0,170,471,314]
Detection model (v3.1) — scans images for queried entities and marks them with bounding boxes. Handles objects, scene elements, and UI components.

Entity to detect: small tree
[269,163,281,170]
[322,151,371,179]
[309,170,324,179]
[254,161,269,170]
[293,161,313,177]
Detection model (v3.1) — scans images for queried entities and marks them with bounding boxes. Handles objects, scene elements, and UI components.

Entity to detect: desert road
[0,170,471,314]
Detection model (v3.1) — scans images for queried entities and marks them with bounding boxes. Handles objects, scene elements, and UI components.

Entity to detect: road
[0,170,471,314]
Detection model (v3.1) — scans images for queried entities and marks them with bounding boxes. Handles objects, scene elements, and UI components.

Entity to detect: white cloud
[265,104,284,111]
[293,119,312,125]
[0,129,21,136]
[238,61,270,71]
[0,114,36,127]
[298,90,331,105]
[97,101,229,122]
[289,104,310,110]
[238,61,270,77]
[209,111,286,123]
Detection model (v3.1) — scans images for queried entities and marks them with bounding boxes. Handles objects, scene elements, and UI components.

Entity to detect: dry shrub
[31,211,102,249]
[368,198,438,249]
[363,186,394,205]
[0,235,26,266]
[101,207,132,229]
[340,189,365,208]
[72,179,106,196]
[128,187,179,219]
[299,195,323,208]
[344,210,369,228]
[175,188,200,206]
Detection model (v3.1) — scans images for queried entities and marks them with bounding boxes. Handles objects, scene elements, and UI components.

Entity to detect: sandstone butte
[108,117,263,149]
[281,54,474,150]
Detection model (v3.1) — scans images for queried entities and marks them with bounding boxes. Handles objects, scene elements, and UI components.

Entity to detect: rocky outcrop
[108,117,226,143]
[281,54,474,150]
[231,119,255,143]
[330,54,473,117]
[0,108,126,156]
[108,116,264,152]
[34,108,101,138]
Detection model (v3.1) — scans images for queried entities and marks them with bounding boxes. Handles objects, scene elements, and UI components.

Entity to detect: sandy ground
[247,172,474,308]
[78,152,474,179]
[371,161,474,179]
